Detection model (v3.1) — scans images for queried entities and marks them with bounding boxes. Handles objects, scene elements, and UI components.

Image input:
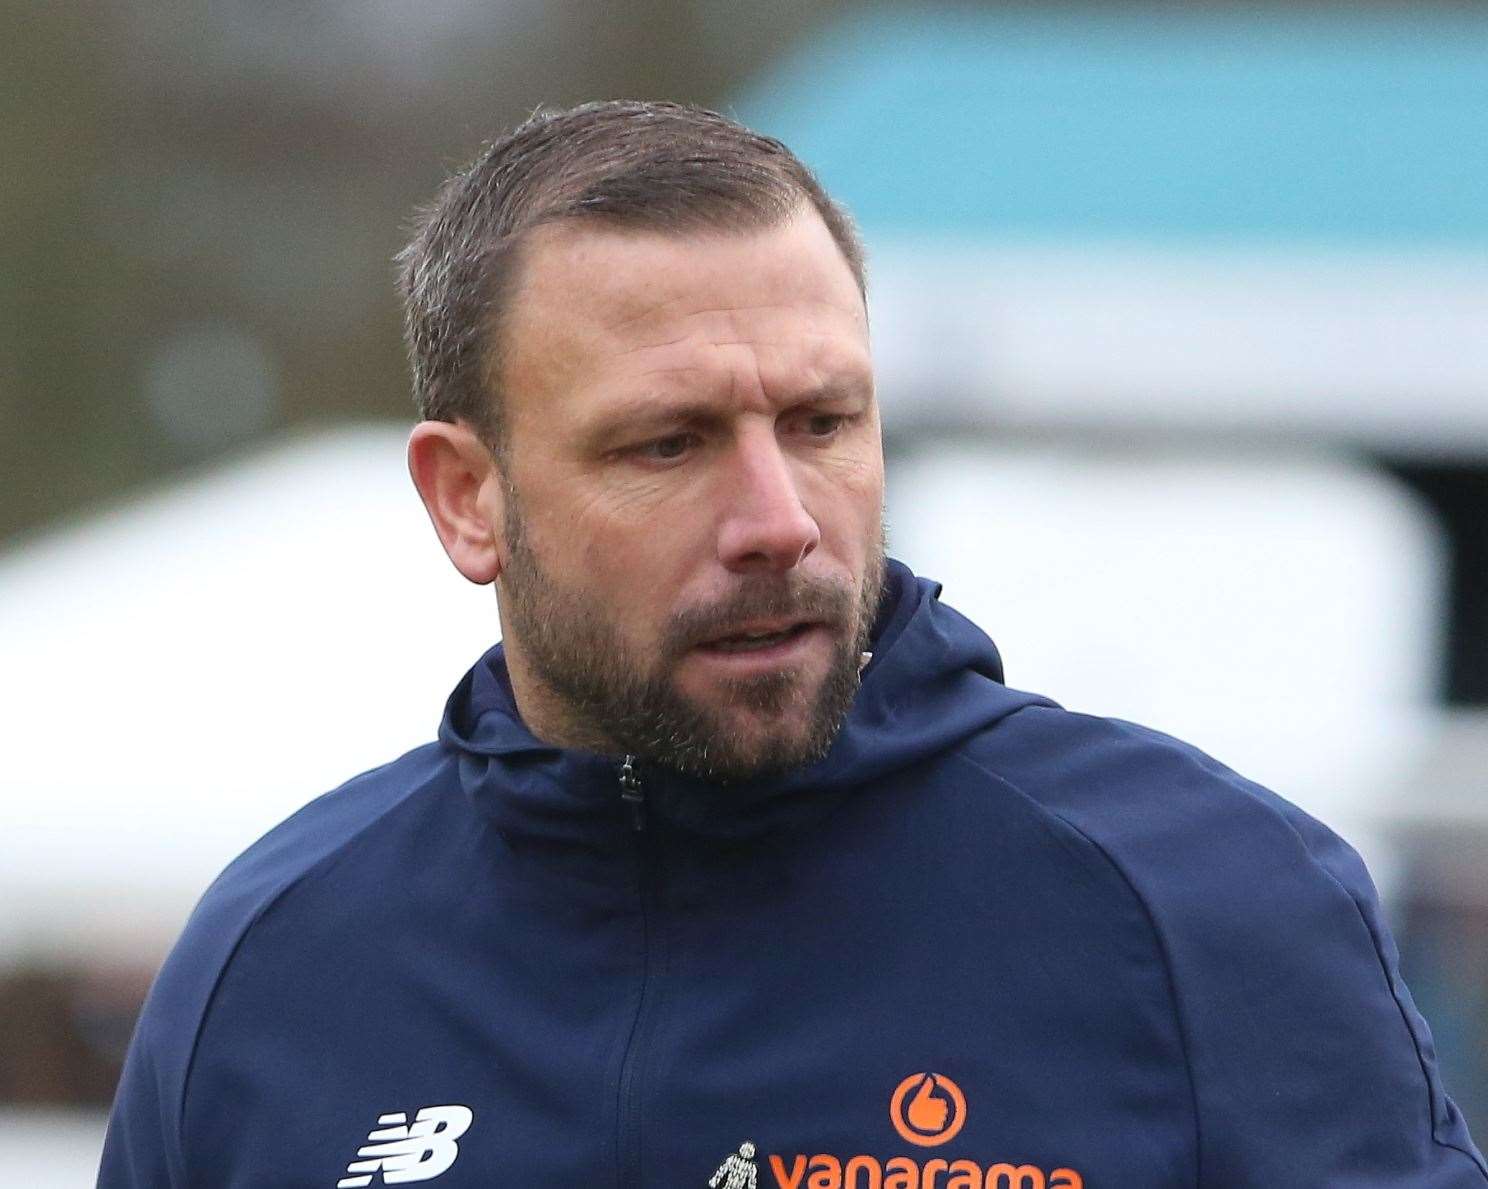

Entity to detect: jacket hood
[439,559,1052,844]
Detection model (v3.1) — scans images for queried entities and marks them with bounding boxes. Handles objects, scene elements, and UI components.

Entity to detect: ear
[407,420,508,585]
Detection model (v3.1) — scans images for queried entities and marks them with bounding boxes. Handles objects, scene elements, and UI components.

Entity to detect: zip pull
[618,754,645,831]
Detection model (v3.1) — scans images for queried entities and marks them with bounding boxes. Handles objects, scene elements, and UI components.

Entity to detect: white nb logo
[336,1105,474,1186]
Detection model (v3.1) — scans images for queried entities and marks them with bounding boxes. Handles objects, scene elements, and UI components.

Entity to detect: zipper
[616,756,663,1187]
[619,754,646,831]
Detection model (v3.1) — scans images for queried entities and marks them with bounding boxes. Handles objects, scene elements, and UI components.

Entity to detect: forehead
[498,212,871,419]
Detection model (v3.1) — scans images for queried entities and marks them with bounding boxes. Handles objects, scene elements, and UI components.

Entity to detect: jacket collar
[439,559,1040,848]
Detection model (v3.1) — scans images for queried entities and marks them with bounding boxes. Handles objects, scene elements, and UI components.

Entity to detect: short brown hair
[396,100,866,452]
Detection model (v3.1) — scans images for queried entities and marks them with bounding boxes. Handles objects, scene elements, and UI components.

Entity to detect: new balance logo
[337,1105,473,1187]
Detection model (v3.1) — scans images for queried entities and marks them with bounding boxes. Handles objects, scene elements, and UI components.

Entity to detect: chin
[728,706,828,759]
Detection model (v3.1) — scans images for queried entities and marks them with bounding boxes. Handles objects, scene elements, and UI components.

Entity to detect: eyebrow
[580,398,722,451]
[580,381,869,452]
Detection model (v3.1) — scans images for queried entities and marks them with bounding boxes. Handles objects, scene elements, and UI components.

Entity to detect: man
[100,101,1485,1187]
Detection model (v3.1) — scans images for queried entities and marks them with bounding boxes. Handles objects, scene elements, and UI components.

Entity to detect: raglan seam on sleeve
[172,885,294,1173]
[948,744,1205,1189]
[128,1024,178,1188]
[1297,834,1488,1180]
[1010,711,1488,1182]
[173,761,449,1173]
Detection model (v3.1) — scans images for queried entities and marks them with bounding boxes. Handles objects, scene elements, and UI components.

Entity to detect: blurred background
[3,1,1486,1180]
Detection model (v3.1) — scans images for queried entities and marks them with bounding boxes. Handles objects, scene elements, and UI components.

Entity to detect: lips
[698,622,816,654]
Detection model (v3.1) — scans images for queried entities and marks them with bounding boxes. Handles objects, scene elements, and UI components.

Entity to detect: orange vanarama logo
[764,1073,1085,1189]
[890,1073,966,1146]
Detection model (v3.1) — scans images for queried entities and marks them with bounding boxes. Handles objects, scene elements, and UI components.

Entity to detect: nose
[716,428,821,574]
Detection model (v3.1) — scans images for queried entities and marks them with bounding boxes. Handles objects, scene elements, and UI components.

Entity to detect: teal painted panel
[731,8,1488,243]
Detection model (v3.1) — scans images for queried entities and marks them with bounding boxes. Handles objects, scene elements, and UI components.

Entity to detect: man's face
[488,208,885,782]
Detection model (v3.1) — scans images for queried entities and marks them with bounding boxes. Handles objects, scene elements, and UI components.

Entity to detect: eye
[635,432,697,462]
[797,412,849,438]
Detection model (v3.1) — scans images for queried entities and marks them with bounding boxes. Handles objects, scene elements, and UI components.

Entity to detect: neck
[498,630,624,757]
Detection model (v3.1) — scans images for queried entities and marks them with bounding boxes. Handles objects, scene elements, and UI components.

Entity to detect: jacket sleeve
[1187,800,1487,1184]
[1003,709,1488,1185]
[1099,729,1486,1184]
[97,1012,180,1188]
[95,888,240,1188]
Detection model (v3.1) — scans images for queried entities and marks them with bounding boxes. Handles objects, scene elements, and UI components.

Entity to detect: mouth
[694,619,821,654]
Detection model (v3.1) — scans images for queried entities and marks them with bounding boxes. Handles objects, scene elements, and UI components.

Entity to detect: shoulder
[129,743,457,1098]
[951,703,1393,1005]
[188,741,454,957]
[947,701,1380,1043]
[957,701,1356,905]
[941,701,1370,1001]
[957,703,1488,1180]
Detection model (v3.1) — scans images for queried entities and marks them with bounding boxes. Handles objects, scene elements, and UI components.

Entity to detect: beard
[496,490,886,783]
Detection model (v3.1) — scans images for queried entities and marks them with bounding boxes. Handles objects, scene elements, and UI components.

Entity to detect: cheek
[806,458,884,549]
[560,494,712,609]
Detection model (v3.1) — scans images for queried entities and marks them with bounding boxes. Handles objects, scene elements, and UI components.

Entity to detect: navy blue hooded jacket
[100,561,1486,1187]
